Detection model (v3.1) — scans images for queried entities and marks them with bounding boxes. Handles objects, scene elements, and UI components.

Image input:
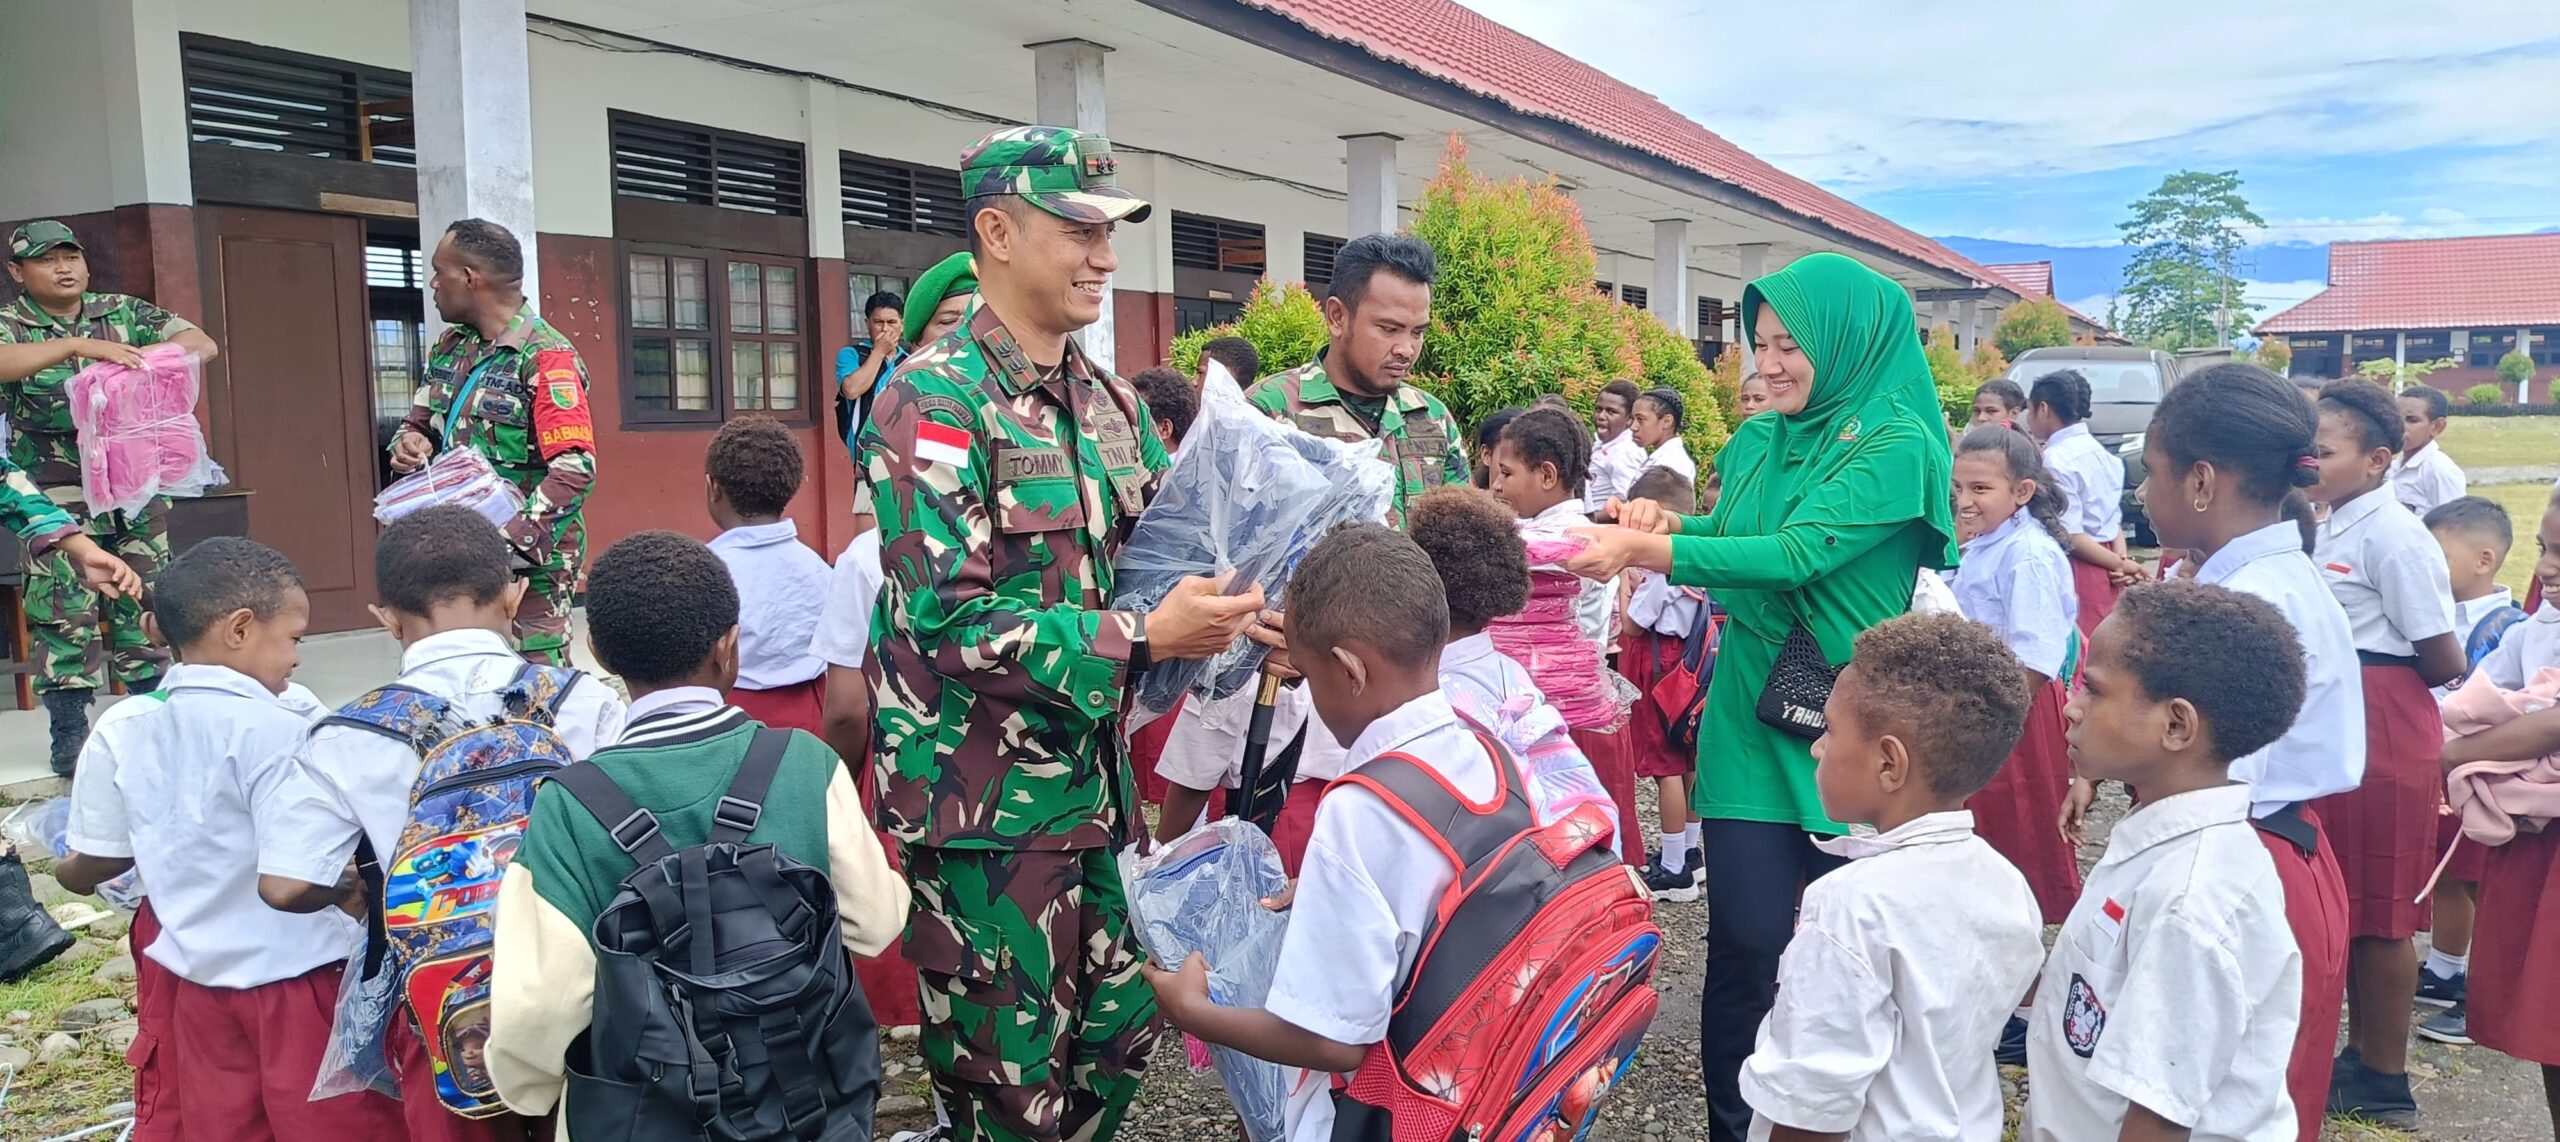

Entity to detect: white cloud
[2061,281,2326,333]
[2242,209,2511,245]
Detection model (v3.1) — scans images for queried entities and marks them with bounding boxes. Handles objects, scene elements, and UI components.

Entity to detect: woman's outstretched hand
[1564,526,1674,581]
[1605,497,1681,535]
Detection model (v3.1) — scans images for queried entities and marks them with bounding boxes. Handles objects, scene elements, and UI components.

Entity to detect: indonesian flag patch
[2098,897,2126,942]
[915,421,972,468]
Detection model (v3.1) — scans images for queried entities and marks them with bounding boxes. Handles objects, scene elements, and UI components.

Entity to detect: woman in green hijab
[1567,252,1958,1140]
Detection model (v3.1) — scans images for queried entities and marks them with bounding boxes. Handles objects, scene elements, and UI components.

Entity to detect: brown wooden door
[195,206,377,632]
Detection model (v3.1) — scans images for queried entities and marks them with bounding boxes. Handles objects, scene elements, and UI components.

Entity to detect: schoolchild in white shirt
[703,415,834,736]
[2031,581,2310,1142]
[1150,682,1350,875]
[1586,379,1649,516]
[253,507,626,1142]
[2468,490,2560,692]
[56,538,406,1140]
[2388,387,2466,518]
[1146,524,1568,1142]
[2121,363,2359,1140]
[1615,466,1709,898]
[1737,614,2044,1142]
[1631,387,1698,484]
[2026,370,2146,638]
[2303,379,2465,1124]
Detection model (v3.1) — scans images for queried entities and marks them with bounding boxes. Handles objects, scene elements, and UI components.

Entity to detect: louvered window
[1620,285,1648,309]
[1594,281,1613,297]
[1171,213,1266,273]
[840,154,968,236]
[1303,233,1344,291]
[610,114,805,217]
[1698,296,1725,335]
[181,34,413,165]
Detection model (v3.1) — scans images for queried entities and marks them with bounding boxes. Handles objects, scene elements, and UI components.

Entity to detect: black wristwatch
[1126,613,1151,677]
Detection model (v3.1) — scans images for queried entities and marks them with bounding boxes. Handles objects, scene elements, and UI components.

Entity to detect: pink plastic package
[67,344,224,516]
[1489,535,1628,733]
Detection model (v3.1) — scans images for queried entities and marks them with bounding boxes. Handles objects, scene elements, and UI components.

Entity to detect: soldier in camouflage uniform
[855,126,1264,1142]
[1243,233,1465,525]
[0,221,218,773]
[389,219,595,666]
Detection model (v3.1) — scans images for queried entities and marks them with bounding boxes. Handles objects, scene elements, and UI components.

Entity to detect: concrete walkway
[0,617,612,798]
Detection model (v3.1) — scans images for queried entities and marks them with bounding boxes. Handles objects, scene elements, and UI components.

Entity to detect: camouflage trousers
[511,516,583,666]
[26,498,169,693]
[905,845,1160,1142]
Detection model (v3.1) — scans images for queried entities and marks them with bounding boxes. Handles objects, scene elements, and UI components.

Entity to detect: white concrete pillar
[1955,298,1980,359]
[99,0,191,206]
[1344,134,1401,240]
[1030,39,1114,367]
[802,78,843,261]
[1736,243,1769,372]
[1651,219,1691,336]
[2523,328,2538,403]
[412,0,540,323]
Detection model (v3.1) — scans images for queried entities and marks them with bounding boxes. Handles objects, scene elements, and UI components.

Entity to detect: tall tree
[2118,170,2263,348]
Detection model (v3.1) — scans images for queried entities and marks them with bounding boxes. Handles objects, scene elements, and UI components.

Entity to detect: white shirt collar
[709,519,800,550]
[624,685,726,726]
[2096,784,2252,866]
[1647,438,1689,463]
[2405,439,2443,467]
[1959,509,2033,558]
[399,627,519,673]
[1346,690,1464,767]
[2195,521,2305,586]
[161,662,293,705]
[1813,809,1980,860]
[1441,632,1499,671]
[1525,498,1588,530]
[2319,488,2388,535]
[2046,422,2092,448]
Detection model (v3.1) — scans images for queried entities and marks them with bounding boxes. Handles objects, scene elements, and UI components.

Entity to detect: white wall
[0,0,191,216]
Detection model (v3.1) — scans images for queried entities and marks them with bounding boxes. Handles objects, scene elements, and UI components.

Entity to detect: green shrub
[2496,349,2535,390]
[1168,279,1327,381]
[2465,382,2503,407]
[1993,298,2072,360]
[1924,325,1973,427]
[2256,337,2291,373]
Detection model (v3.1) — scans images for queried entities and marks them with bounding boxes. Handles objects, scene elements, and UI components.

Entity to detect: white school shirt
[2040,423,2125,542]
[2193,522,2365,818]
[255,629,629,888]
[2476,603,2560,691]
[1644,436,1698,483]
[1948,512,2079,680]
[809,529,885,670]
[2386,440,2466,518]
[2023,785,2302,1142]
[708,519,832,689]
[1625,570,1703,638]
[1438,633,1622,856]
[1268,690,1560,1142]
[1522,498,1617,646]
[65,665,361,989]
[1155,681,1352,794]
[2313,490,2457,657]
[1586,429,1647,513]
[2438,586,2520,698]
[1740,811,2044,1142]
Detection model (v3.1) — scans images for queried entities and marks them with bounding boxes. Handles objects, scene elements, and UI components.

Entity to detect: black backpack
[545,728,880,1141]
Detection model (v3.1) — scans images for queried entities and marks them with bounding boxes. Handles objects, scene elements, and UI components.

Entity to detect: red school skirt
[1570,726,1643,867]
[1131,697,1184,806]
[2069,559,2121,640]
[729,677,826,736]
[2468,825,2560,1065]
[1965,680,2081,924]
[2310,664,2444,939]
[2436,810,2486,886]
[2255,807,2349,1142]
[1616,630,1694,780]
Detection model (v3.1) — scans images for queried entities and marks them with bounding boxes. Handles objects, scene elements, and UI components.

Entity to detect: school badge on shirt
[2063,972,2107,1058]
[1836,416,1862,443]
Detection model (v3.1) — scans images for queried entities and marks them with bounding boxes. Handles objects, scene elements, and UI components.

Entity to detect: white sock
[1658,831,1688,870]
[2015,1005,2034,1021]
[2425,948,2468,979]
[1683,822,1702,848]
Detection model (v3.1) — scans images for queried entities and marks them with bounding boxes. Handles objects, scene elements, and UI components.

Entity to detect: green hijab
[1733,252,1959,569]
[902,252,978,345]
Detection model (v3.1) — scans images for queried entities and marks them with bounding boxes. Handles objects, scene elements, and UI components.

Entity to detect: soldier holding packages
[855,126,1264,1142]
[0,221,215,773]
[388,219,596,666]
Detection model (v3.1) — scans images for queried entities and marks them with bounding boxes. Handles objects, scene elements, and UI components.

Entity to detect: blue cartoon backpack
[322,662,582,1118]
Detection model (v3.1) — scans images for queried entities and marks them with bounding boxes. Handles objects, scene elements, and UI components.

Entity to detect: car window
[2009,361,2163,403]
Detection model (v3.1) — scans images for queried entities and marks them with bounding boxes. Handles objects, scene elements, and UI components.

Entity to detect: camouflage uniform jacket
[398,303,597,562]
[0,292,196,493]
[1245,357,1467,524]
[0,458,78,554]
[854,305,1169,852]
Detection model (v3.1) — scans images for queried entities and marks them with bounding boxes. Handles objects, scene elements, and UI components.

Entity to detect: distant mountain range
[1935,237,2334,303]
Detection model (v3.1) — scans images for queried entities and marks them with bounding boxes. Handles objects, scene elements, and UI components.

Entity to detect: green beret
[903,252,978,346]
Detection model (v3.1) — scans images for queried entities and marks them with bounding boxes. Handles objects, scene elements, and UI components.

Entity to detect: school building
[2,0,2044,633]
[2255,233,2560,403]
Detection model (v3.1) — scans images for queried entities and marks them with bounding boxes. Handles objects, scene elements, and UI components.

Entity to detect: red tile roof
[1984,261,2054,298]
[1234,0,2026,295]
[2256,233,2560,335]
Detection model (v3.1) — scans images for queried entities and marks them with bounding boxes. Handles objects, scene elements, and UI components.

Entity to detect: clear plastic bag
[1111,364,1395,715]
[372,446,526,529]
[310,942,404,1101]
[67,345,225,516]
[1120,819,1293,1142]
[2,797,147,912]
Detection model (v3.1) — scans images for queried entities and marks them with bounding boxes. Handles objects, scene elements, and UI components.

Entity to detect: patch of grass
[0,858,137,1138]
[2472,480,2552,598]
[2439,416,2560,474]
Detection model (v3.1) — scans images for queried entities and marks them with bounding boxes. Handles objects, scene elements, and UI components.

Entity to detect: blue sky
[1454,0,2560,320]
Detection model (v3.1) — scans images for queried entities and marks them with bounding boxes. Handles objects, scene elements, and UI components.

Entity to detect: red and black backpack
[1326,732,1664,1142]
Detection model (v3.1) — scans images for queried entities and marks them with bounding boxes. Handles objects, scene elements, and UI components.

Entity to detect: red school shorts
[1616,630,1694,781]
[167,961,407,1140]
[729,676,827,737]
[2310,664,2444,939]
[128,902,180,1142]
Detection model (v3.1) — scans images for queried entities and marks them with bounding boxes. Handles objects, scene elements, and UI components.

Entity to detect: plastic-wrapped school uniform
[1493,505,1638,863]
[2440,669,2560,1068]
[2041,422,2125,638]
[2311,491,2457,940]
[1947,511,2084,924]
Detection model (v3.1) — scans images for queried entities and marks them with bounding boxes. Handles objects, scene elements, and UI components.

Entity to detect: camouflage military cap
[960,126,1151,224]
[8,221,81,261]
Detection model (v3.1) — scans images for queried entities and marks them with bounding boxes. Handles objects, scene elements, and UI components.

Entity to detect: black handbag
[1755,619,1841,740]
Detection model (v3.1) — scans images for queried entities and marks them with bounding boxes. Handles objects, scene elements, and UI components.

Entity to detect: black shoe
[2415,964,2465,1008]
[41,690,93,778]
[1995,1014,2029,1067]
[2416,1002,2471,1047]
[1643,859,1699,904]
[2326,1055,2419,1130]
[0,851,72,983]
